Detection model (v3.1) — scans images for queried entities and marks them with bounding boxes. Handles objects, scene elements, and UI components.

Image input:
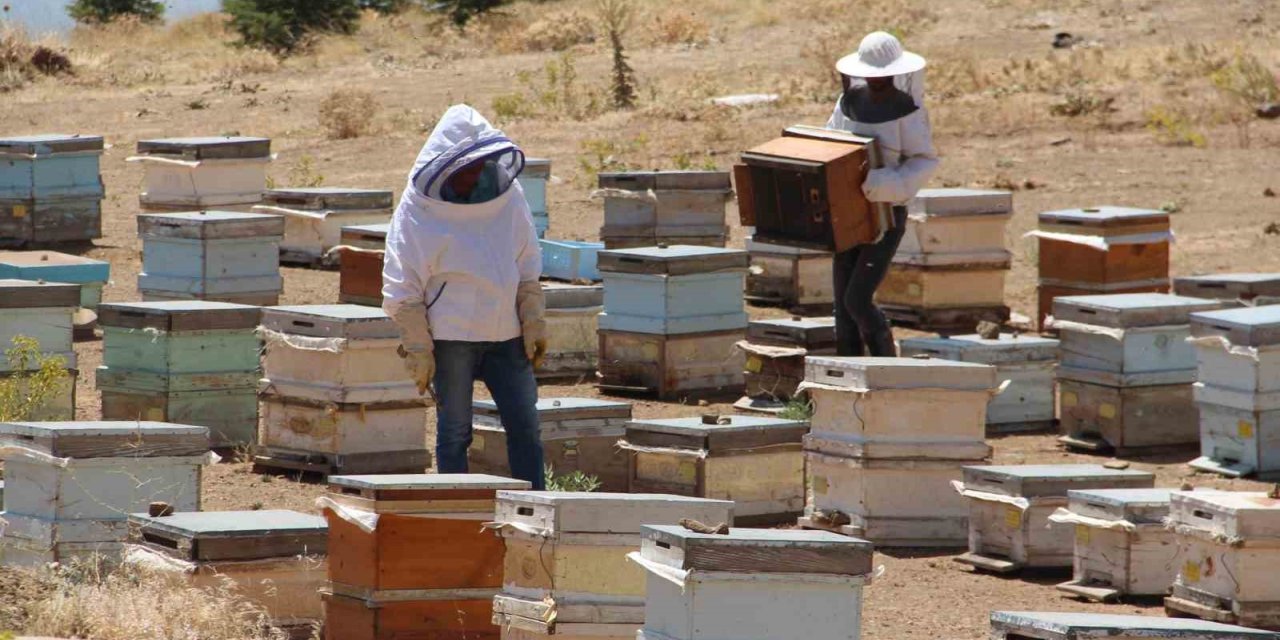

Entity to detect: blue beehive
[0,135,105,246]
[137,210,285,306]
[597,245,748,335]
[0,251,110,310]
[540,239,603,282]
[519,158,550,237]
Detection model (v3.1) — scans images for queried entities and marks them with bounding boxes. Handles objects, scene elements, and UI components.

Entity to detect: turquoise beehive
[0,135,105,246]
[597,245,748,335]
[137,210,285,306]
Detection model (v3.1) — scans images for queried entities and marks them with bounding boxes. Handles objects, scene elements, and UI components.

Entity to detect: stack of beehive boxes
[96,301,262,449]
[990,611,1280,640]
[598,171,731,249]
[1033,206,1172,329]
[1054,293,1223,454]
[255,187,393,267]
[799,356,997,546]
[337,222,388,307]
[877,188,1013,330]
[0,279,79,420]
[470,396,632,491]
[743,237,833,313]
[520,158,551,237]
[489,491,733,640]
[256,304,430,475]
[130,137,272,210]
[1049,488,1179,602]
[541,282,604,379]
[1176,273,1280,308]
[631,526,874,640]
[0,134,105,246]
[0,421,209,568]
[620,414,809,524]
[596,245,748,400]
[954,464,1155,573]
[737,316,836,410]
[321,474,529,640]
[137,211,285,305]
[1187,306,1280,478]
[900,333,1059,434]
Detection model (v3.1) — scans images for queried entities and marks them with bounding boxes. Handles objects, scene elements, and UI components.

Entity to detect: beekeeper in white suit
[383,104,547,489]
[827,31,939,357]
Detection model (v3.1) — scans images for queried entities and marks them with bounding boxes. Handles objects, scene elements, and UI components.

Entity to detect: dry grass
[319,88,380,139]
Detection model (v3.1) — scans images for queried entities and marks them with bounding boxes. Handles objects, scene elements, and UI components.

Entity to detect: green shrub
[222,0,362,54]
[545,464,602,492]
[0,336,70,422]
[68,0,164,25]
[778,396,814,422]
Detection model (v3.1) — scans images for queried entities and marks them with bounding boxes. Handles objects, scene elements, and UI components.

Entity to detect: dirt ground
[4,0,1280,636]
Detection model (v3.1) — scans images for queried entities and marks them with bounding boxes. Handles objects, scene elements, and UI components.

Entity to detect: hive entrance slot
[1192,510,1215,521]
[825,370,845,378]
[142,532,180,550]
[292,320,315,328]
[517,507,535,516]
[657,541,671,549]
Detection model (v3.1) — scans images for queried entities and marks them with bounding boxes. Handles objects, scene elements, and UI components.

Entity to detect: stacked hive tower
[0,134,104,247]
[520,158,551,237]
[0,251,110,338]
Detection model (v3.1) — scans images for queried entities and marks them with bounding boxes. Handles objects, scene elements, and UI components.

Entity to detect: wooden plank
[732,164,755,226]
[264,187,393,210]
[324,510,504,592]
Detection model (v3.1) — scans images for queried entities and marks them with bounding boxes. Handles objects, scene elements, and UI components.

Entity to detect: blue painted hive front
[597,245,748,335]
[0,135,105,201]
[138,211,284,298]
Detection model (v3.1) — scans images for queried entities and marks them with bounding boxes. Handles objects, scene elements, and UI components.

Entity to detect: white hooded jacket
[826,70,939,205]
[382,105,542,343]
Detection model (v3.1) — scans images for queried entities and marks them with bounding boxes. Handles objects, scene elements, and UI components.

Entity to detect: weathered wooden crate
[990,611,1280,640]
[598,245,748,335]
[740,317,837,406]
[0,279,78,372]
[1036,206,1171,284]
[619,415,807,523]
[1190,383,1280,479]
[744,238,833,310]
[633,525,873,640]
[470,397,630,490]
[597,328,745,400]
[1050,488,1179,601]
[897,188,1013,266]
[130,137,271,208]
[877,263,1008,310]
[954,464,1155,573]
[1038,278,1171,331]
[1176,273,1280,306]
[541,283,603,379]
[0,197,103,247]
[598,171,730,240]
[1165,491,1280,629]
[137,210,284,305]
[0,251,108,310]
[1058,376,1197,453]
[1053,294,1223,382]
[541,239,603,282]
[336,222,387,306]
[256,394,430,475]
[490,491,733,634]
[255,187,392,266]
[0,134,105,201]
[126,510,327,625]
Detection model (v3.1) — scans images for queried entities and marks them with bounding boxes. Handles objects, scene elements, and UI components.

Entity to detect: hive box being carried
[620,415,807,523]
[1033,206,1172,329]
[743,237,833,312]
[1054,294,1224,453]
[125,510,327,632]
[0,279,79,420]
[470,397,631,491]
[489,491,734,639]
[257,305,429,475]
[0,134,104,247]
[321,474,530,640]
[631,526,874,640]
[1176,274,1280,308]
[130,137,271,209]
[598,171,730,249]
[990,611,1280,640]
[97,301,261,448]
[954,464,1155,573]
[540,282,603,379]
[1050,488,1180,602]
[520,158,551,237]
[336,223,387,307]
[138,211,285,306]
[255,187,393,267]
[737,316,836,409]
[899,333,1058,434]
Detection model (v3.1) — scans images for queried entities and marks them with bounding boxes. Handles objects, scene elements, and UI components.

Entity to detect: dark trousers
[833,206,909,357]
[433,337,545,489]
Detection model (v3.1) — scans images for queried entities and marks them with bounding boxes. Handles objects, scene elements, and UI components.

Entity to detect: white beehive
[897,188,1013,267]
[598,171,730,247]
[1050,488,1180,601]
[0,279,77,372]
[541,282,603,378]
[990,611,1280,640]
[471,397,631,491]
[1175,273,1280,307]
[130,137,271,209]
[597,245,748,335]
[137,210,285,306]
[255,187,393,265]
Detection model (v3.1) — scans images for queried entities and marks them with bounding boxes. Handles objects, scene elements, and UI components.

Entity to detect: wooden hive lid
[639,524,873,576]
[746,316,836,350]
[493,491,734,536]
[0,251,110,284]
[1175,273,1280,300]
[261,304,398,340]
[1170,491,1280,540]
[0,279,81,308]
[263,187,394,210]
[1052,293,1224,328]
[962,465,1155,498]
[596,245,748,276]
[908,188,1013,216]
[340,223,390,241]
[474,397,631,422]
[898,333,1059,365]
[98,301,261,332]
[136,136,271,160]
[0,134,104,155]
[1066,488,1174,523]
[0,421,210,458]
[1190,305,1280,347]
[1037,206,1168,230]
[990,611,1280,639]
[805,356,998,391]
[744,135,865,165]
[137,211,285,239]
[128,510,327,562]
[625,414,808,452]
[542,282,604,309]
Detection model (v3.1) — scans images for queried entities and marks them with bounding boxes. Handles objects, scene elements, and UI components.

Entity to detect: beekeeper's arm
[863,108,939,204]
[382,215,435,395]
[513,210,547,366]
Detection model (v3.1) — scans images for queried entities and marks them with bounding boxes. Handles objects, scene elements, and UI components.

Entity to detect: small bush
[1,27,72,92]
[319,88,378,139]
[490,52,605,122]
[778,396,814,422]
[545,465,602,492]
[0,336,70,422]
[1145,106,1207,147]
[283,154,326,187]
[68,0,164,25]
[223,0,362,55]
[1049,90,1115,117]
[650,10,709,46]
[498,11,595,53]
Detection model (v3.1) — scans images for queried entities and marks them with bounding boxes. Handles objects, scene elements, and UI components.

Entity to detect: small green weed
[545,464,603,492]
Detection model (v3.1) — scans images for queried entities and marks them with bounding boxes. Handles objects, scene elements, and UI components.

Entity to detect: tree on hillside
[222,0,362,55]
[67,0,165,24]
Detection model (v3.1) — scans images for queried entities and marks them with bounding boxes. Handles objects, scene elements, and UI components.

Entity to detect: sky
[2,0,222,36]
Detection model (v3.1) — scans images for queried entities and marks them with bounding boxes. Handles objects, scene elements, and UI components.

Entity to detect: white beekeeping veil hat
[836,31,927,78]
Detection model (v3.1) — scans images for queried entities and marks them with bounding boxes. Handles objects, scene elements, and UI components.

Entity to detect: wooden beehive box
[540,238,603,282]
[470,397,631,491]
[0,251,109,310]
[598,171,730,245]
[744,237,833,311]
[0,279,79,372]
[899,334,1058,433]
[490,491,734,637]
[738,317,836,406]
[634,525,873,640]
[0,135,104,247]
[1166,491,1280,628]
[126,510,327,628]
[520,158,551,236]
[336,222,387,306]
[130,137,271,208]
[954,464,1155,573]
[597,245,748,335]
[137,210,284,305]
[620,414,807,523]
[1050,488,1179,601]
[96,301,260,448]
[989,611,1280,640]
[541,282,603,379]
[876,264,1008,315]
[897,188,1013,266]
[1055,294,1224,383]
[256,187,393,266]
[1176,274,1280,307]
[597,327,745,400]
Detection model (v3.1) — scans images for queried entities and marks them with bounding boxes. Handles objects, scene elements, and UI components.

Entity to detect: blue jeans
[433,337,545,489]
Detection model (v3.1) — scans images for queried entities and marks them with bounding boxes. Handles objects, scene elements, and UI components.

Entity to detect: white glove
[515,280,548,367]
[389,301,435,396]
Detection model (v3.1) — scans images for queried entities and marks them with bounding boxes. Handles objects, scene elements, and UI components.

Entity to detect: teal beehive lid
[0,251,109,284]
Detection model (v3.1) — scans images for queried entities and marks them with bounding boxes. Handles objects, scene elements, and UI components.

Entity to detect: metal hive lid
[597,244,748,276]
[0,134,105,155]
[136,136,271,160]
[329,474,530,491]
[898,333,1059,364]
[261,304,398,339]
[908,188,1013,216]
[1190,305,1280,347]
[98,301,261,332]
[1053,293,1223,328]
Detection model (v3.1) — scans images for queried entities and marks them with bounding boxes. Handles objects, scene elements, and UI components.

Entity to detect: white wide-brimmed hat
[836,31,927,78]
